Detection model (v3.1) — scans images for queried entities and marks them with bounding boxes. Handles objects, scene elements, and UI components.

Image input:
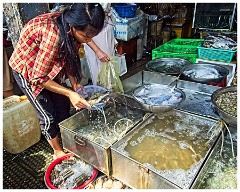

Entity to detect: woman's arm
[87,40,110,62]
[42,79,90,109]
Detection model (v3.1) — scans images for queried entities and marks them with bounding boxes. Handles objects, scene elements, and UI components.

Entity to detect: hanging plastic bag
[97,57,124,93]
[115,54,127,76]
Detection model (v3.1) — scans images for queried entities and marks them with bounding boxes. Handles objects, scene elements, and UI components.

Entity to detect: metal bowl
[77,85,109,98]
[181,63,229,85]
[77,85,109,109]
[211,85,237,126]
[146,58,191,75]
[133,84,186,114]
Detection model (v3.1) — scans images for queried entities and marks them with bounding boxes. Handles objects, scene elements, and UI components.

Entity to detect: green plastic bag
[97,57,124,93]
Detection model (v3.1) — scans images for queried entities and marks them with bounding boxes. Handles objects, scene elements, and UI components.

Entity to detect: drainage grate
[3,137,54,189]
[3,159,47,189]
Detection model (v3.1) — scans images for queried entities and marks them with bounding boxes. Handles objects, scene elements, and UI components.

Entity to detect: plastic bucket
[44,153,98,189]
[114,4,138,18]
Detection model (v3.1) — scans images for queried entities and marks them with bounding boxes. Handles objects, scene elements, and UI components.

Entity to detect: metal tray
[146,58,191,75]
[122,70,220,118]
[195,59,237,86]
[59,93,147,175]
[192,128,237,189]
[180,63,229,85]
[211,85,237,127]
[132,84,186,113]
[111,109,223,189]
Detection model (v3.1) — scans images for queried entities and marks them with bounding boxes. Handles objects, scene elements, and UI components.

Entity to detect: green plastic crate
[158,43,199,54]
[197,46,237,63]
[166,38,204,46]
[152,50,197,63]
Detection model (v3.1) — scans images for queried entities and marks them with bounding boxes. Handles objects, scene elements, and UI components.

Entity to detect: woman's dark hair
[56,3,105,83]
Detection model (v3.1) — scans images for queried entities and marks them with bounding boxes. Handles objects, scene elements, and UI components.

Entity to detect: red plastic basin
[44,153,98,189]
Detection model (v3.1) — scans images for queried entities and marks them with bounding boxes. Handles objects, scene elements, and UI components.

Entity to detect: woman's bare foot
[53,150,66,159]
[48,136,66,160]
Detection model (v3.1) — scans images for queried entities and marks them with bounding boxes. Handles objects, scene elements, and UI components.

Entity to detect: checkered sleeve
[30,25,60,86]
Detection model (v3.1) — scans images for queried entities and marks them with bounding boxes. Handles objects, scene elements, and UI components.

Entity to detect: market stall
[3,2,237,190]
[44,4,237,190]
[50,68,236,189]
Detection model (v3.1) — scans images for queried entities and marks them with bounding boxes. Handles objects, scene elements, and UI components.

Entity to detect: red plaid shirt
[9,12,68,98]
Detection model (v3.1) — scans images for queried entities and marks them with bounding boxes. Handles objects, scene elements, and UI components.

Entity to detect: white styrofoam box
[196,58,237,86]
[111,7,146,41]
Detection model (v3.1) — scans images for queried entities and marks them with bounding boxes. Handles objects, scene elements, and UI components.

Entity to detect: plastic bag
[97,57,124,93]
[115,54,127,76]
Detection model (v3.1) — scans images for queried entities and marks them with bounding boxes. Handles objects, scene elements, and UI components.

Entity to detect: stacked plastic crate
[152,38,204,63]
[197,35,237,63]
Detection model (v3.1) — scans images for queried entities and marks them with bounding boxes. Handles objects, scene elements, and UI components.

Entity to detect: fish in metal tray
[136,85,172,98]
[140,93,182,106]
[139,93,171,100]
[162,96,183,105]
[173,91,182,98]
[88,93,109,107]
[134,84,183,106]
[143,95,172,105]
[185,68,221,79]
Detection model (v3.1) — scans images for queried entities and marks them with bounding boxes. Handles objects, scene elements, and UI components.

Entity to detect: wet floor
[3,136,53,189]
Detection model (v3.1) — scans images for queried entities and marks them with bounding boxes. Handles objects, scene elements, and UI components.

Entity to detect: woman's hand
[68,91,91,110]
[86,40,110,62]
[96,50,110,62]
[42,79,90,110]
[72,83,84,92]
[68,81,89,110]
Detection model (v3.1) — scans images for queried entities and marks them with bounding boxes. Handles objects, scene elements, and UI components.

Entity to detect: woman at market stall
[9,3,106,159]
[84,3,116,85]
